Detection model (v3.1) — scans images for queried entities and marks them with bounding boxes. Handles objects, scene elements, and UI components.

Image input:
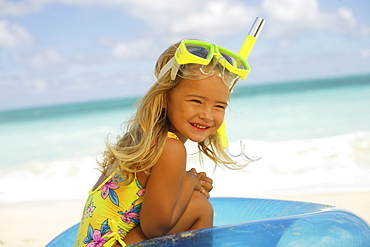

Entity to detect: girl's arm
[139,138,202,238]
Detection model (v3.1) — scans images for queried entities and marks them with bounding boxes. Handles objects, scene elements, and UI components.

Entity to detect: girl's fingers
[200,176,213,184]
[200,180,213,192]
[189,168,197,175]
[197,172,213,183]
[189,170,213,192]
[197,172,207,179]
[200,188,210,199]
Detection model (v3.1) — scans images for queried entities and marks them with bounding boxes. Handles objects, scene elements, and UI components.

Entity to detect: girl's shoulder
[152,132,186,173]
[161,132,186,159]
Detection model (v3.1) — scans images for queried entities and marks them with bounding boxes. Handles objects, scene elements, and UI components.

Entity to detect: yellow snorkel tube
[218,17,265,149]
[239,17,265,60]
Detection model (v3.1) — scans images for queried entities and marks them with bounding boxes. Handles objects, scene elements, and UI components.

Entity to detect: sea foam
[1,131,369,203]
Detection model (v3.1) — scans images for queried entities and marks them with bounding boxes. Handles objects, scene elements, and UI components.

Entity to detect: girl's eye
[190,99,202,104]
[215,104,226,109]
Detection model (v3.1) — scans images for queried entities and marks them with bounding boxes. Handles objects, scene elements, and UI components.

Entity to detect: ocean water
[1,75,370,203]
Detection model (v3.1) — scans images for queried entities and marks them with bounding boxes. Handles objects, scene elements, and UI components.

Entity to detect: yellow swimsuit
[74,132,179,247]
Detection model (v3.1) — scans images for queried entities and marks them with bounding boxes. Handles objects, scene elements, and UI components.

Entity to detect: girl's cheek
[217,112,226,125]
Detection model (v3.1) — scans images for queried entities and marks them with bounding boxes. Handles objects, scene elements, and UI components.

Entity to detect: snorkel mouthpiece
[218,17,265,149]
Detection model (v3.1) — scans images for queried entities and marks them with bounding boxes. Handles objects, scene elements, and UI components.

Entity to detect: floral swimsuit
[74,132,179,246]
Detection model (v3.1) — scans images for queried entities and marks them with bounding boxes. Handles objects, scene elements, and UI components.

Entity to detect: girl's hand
[189,168,213,199]
[185,171,203,192]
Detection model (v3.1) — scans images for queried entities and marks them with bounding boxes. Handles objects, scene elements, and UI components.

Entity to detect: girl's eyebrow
[185,94,228,106]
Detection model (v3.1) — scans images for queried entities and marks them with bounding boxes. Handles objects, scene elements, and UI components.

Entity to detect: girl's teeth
[193,123,207,129]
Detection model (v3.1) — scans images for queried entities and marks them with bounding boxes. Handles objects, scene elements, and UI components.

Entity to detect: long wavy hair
[99,41,239,184]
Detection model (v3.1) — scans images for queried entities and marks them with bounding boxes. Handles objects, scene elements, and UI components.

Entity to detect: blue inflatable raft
[47,197,370,246]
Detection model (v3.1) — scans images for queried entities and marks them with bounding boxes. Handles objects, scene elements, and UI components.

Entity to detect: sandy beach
[1,191,369,247]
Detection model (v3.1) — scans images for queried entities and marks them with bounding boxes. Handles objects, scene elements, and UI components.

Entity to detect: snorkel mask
[158,40,250,91]
[158,17,265,148]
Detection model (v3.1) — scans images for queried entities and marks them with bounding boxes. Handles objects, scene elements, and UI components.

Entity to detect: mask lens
[220,52,233,64]
[220,52,247,70]
[235,58,248,70]
[186,45,211,59]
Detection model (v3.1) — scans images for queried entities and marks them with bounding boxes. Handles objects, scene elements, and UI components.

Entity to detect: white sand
[0,200,85,247]
[0,191,369,247]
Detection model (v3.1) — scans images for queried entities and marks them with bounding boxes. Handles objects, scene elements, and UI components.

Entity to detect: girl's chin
[189,137,206,143]
[188,132,215,143]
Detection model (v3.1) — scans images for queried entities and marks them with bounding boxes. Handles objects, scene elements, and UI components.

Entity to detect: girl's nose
[198,108,214,121]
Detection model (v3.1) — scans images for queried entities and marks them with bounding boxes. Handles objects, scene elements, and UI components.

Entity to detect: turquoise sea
[1,74,370,202]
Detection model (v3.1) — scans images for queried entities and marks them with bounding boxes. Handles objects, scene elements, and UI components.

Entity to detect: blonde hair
[99,41,238,184]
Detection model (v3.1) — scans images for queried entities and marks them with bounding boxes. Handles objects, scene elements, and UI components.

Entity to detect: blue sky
[1,0,370,110]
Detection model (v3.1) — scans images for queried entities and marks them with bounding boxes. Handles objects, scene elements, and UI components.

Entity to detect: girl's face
[166,75,229,143]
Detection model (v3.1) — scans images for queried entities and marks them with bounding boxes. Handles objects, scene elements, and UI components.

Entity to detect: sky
[1,0,370,110]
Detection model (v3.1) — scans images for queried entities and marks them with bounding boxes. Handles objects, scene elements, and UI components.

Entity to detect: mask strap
[158,57,180,80]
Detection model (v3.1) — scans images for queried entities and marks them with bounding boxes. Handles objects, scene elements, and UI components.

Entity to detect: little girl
[74,39,250,246]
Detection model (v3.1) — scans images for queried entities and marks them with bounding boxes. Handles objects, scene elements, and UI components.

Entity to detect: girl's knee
[188,191,214,229]
[191,191,214,216]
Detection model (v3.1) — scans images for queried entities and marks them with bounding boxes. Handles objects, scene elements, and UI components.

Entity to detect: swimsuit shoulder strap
[167,131,179,140]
